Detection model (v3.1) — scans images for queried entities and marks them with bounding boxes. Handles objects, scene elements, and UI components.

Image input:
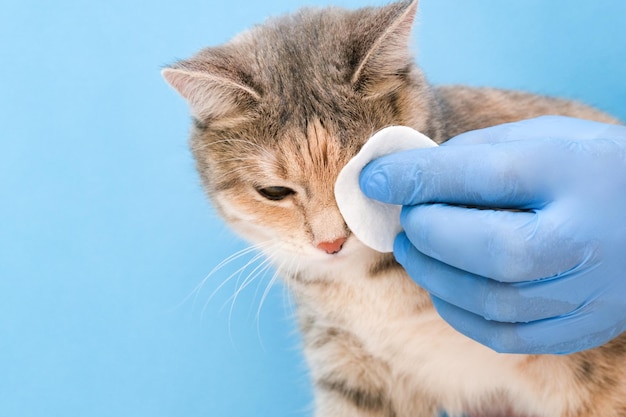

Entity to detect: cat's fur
[162,1,625,416]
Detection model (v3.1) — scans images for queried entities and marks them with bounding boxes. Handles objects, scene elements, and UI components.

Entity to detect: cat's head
[163,0,434,274]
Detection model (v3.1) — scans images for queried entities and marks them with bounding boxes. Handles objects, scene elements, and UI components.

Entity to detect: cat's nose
[316,237,347,255]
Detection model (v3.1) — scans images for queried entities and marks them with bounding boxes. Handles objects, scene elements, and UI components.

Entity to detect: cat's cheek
[213,193,303,244]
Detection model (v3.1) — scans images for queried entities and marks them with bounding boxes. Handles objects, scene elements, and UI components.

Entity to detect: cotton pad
[334,126,438,253]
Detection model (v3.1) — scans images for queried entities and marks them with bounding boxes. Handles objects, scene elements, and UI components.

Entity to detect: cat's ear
[351,0,418,98]
[161,59,260,123]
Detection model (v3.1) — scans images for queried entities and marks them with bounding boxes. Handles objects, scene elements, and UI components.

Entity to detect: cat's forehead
[232,9,360,97]
[197,116,363,185]
[263,119,359,182]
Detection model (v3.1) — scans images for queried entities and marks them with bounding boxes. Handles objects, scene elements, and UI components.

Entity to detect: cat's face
[196,118,361,270]
[163,0,433,273]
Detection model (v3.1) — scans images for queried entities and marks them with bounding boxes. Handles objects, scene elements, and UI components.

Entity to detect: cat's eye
[256,186,295,201]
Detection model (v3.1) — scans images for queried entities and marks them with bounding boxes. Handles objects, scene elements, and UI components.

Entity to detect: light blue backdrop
[2,1,624,416]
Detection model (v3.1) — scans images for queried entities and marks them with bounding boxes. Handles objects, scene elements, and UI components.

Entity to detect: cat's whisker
[259,266,283,318]
[223,252,276,313]
[201,249,268,319]
[192,246,259,299]
[255,247,288,323]
[168,243,266,313]
[250,247,282,308]
[204,242,271,289]
[253,250,288,350]
[195,241,276,320]
[266,253,300,321]
[225,252,278,336]
[282,258,300,314]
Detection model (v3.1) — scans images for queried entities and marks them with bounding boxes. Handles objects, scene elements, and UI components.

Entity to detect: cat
[162,1,625,416]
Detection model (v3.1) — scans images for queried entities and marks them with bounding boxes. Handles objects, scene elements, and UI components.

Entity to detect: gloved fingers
[400,203,589,283]
[394,233,582,323]
[443,116,617,146]
[431,296,617,354]
[359,139,556,208]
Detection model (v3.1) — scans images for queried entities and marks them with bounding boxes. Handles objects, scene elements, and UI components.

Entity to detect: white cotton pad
[334,126,438,253]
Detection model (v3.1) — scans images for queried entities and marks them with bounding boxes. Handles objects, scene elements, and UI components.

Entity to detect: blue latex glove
[360,116,626,354]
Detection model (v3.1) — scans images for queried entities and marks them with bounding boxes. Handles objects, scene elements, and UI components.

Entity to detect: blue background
[2,0,625,416]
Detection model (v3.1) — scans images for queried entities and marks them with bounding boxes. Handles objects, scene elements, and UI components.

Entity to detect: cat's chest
[292,253,433,347]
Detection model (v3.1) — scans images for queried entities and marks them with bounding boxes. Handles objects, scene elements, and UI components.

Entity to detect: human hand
[359,116,626,354]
